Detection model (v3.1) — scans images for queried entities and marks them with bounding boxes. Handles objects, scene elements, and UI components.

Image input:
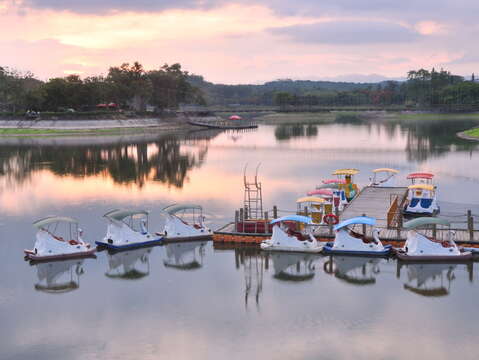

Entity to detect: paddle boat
[323,256,383,286]
[105,247,152,280]
[395,217,472,262]
[407,172,434,185]
[260,215,323,253]
[323,216,392,256]
[160,203,212,241]
[163,241,206,270]
[96,209,163,250]
[270,252,317,282]
[33,259,86,293]
[315,182,345,210]
[403,184,439,217]
[369,168,399,187]
[397,262,457,297]
[296,196,329,225]
[24,216,95,261]
[332,168,360,202]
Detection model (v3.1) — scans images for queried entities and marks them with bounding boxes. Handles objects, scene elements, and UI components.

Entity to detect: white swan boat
[260,215,323,253]
[395,217,472,262]
[369,168,399,187]
[96,209,163,250]
[24,216,95,261]
[161,204,212,241]
[323,216,392,256]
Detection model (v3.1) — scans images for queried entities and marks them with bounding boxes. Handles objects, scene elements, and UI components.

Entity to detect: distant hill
[187,75,389,105]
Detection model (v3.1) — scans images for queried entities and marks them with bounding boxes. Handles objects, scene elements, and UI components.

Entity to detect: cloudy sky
[1,0,478,83]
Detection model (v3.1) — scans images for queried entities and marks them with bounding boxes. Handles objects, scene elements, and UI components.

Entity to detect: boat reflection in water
[163,241,206,271]
[323,256,384,286]
[397,262,473,297]
[270,253,318,282]
[105,247,152,280]
[33,259,87,294]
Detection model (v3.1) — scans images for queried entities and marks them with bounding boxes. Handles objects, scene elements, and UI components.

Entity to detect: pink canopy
[322,179,346,184]
[229,115,242,120]
[307,189,333,197]
[407,172,434,180]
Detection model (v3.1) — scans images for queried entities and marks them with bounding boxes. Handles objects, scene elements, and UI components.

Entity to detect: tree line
[0,62,205,113]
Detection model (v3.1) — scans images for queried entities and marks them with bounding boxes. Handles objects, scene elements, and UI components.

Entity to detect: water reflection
[271,252,317,282]
[323,256,383,286]
[32,259,86,294]
[0,130,221,189]
[275,124,318,141]
[397,262,473,297]
[105,247,152,280]
[163,241,206,270]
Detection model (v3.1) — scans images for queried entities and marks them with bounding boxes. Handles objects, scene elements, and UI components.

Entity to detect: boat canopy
[373,168,399,174]
[271,215,312,225]
[332,169,359,176]
[163,203,202,215]
[296,196,326,204]
[407,172,434,180]
[408,184,434,191]
[403,217,450,230]
[322,179,346,184]
[33,216,78,228]
[104,209,149,221]
[334,216,376,231]
[307,189,333,197]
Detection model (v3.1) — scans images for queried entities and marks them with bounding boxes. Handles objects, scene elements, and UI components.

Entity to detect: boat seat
[193,224,202,229]
[409,198,420,207]
[287,228,308,241]
[69,240,79,245]
[420,198,433,208]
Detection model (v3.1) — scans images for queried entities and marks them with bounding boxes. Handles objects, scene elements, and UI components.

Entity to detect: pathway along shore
[457,127,479,142]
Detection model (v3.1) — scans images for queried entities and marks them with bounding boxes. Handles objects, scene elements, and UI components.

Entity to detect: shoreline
[457,127,479,141]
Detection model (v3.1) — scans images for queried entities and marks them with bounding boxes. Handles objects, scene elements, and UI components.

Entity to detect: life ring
[323,214,339,225]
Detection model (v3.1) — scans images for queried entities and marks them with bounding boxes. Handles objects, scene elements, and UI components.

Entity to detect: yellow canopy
[373,168,399,173]
[296,196,326,203]
[408,184,434,191]
[332,168,359,176]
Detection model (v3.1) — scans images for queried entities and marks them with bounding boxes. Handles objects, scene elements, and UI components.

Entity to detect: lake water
[1,117,479,360]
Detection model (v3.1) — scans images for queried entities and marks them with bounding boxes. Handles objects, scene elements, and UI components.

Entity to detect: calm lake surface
[1,116,479,360]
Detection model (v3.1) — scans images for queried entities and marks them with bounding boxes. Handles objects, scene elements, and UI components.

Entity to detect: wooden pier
[214,186,479,246]
[188,119,258,130]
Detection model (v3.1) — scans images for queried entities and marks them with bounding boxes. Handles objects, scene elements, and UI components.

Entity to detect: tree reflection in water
[0,130,220,189]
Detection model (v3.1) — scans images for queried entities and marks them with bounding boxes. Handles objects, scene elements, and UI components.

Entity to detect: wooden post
[235,210,239,232]
[467,210,474,241]
[264,211,269,234]
[397,211,403,239]
[432,224,437,239]
[273,206,278,219]
[362,213,367,236]
[304,206,309,217]
[244,206,249,220]
[239,208,244,222]
[329,222,333,236]
[235,249,240,269]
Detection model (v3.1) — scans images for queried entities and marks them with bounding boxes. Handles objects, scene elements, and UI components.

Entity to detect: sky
[1,0,478,84]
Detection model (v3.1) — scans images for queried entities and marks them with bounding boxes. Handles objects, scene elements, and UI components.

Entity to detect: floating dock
[214,185,479,246]
[188,119,258,130]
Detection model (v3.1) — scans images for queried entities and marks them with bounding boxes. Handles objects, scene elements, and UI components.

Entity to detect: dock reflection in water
[105,247,152,280]
[163,241,206,270]
[32,258,87,294]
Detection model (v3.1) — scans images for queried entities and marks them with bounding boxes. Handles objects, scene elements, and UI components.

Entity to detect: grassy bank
[464,127,479,138]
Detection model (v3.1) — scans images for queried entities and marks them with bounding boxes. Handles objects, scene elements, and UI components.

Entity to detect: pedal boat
[160,204,212,241]
[96,209,163,250]
[403,184,439,217]
[24,216,95,261]
[394,217,472,262]
[323,216,392,256]
[260,215,323,253]
[369,168,399,187]
[314,182,345,211]
[332,168,360,202]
